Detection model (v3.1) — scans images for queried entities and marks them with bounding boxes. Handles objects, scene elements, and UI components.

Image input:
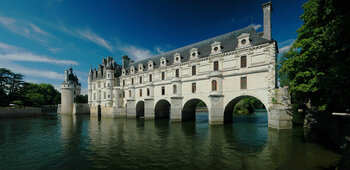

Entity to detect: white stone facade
[88,2,292,129]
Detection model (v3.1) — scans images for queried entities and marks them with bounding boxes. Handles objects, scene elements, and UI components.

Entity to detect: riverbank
[0,106,57,119]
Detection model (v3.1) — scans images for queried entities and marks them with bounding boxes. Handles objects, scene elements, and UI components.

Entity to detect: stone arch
[154,99,171,119]
[182,98,209,121]
[136,100,145,118]
[223,95,268,123]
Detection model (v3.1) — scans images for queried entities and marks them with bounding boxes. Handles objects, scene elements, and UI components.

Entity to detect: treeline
[0,68,60,107]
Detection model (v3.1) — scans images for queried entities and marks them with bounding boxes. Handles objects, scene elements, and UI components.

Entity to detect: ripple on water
[0,112,341,169]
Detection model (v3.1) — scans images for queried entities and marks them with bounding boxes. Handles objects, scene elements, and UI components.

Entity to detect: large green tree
[21,83,61,107]
[0,68,26,106]
[280,0,350,113]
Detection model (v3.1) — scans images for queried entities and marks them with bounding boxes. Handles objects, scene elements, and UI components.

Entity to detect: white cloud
[250,24,261,30]
[0,59,64,80]
[279,39,295,53]
[120,45,153,61]
[155,46,165,54]
[0,42,78,65]
[77,28,114,52]
[280,44,293,53]
[0,15,51,42]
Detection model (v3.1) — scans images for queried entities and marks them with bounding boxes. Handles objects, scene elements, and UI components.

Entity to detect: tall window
[175,69,179,77]
[173,85,177,94]
[241,56,247,68]
[132,78,134,85]
[162,72,165,80]
[140,76,142,84]
[214,61,219,71]
[241,77,247,89]
[104,92,106,99]
[123,80,125,86]
[129,90,131,97]
[94,93,96,100]
[147,88,150,96]
[162,86,165,95]
[192,83,196,93]
[140,89,142,97]
[212,80,217,91]
[149,74,152,82]
[123,91,125,98]
[192,66,196,76]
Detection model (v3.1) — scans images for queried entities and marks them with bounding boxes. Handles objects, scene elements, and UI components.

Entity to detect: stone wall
[0,107,42,118]
[72,103,90,115]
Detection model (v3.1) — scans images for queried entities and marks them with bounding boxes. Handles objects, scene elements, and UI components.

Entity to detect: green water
[0,112,341,169]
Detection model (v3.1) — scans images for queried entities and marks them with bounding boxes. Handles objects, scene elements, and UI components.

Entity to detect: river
[0,112,341,169]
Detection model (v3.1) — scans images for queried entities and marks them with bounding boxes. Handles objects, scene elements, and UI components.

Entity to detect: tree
[280,0,350,113]
[21,83,61,107]
[74,94,88,103]
[0,68,26,106]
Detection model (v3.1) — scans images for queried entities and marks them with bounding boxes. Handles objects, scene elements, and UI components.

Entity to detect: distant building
[88,2,292,129]
[59,67,81,114]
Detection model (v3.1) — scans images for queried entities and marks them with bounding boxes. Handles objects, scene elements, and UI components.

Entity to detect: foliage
[21,83,61,107]
[234,98,255,115]
[280,0,350,112]
[0,68,26,106]
[74,95,88,103]
[0,68,60,107]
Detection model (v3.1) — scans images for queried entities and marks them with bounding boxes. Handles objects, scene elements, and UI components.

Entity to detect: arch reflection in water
[55,115,341,169]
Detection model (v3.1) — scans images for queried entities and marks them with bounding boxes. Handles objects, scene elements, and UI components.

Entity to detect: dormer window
[211,41,222,55]
[173,53,182,64]
[122,68,126,75]
[130,66,135,74]
[148,61,154,70]
[237,33,251,49]
[160,57,167,67]
[138,64,144,72]
[189,48,199,60]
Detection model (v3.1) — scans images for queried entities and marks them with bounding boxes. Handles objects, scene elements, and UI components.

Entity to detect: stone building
[59,67,81,114]
[88,2,292,129]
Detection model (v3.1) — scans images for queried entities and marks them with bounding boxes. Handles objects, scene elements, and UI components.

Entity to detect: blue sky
[0,0,307,93]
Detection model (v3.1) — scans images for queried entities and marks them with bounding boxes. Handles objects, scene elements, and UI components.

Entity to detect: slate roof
[127,26,272,72]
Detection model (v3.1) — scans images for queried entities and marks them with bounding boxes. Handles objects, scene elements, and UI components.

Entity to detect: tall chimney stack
[262,1,272,40]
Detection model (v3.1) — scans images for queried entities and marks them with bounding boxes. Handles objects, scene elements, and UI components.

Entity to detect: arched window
[212,80,217,91]
[131,78,134,85]
[213,61,219,71]
[162,72,165,80]
[149,74,152,82]
[175,69,179,77]
[173,85,177,94]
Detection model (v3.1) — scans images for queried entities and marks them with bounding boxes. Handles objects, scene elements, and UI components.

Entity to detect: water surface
[0,112,340,169]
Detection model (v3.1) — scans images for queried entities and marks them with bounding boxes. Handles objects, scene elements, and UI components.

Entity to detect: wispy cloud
[0,59,64,80]
[279,39,295,53]
[77,28,114,52]
[155,46,165,54]
[120,45,153,61]
[250,24,261,30]
[0,42,78,65]
[0,15,52,42]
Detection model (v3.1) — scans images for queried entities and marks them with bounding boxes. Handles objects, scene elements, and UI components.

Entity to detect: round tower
[60,67,81,114]
[106,61,114,107]
[88,67,93,106]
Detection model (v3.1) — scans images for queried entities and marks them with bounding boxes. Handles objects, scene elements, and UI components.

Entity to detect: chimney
[64,70,68,82]
[262,1,272,40]
[122,55,130,69]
